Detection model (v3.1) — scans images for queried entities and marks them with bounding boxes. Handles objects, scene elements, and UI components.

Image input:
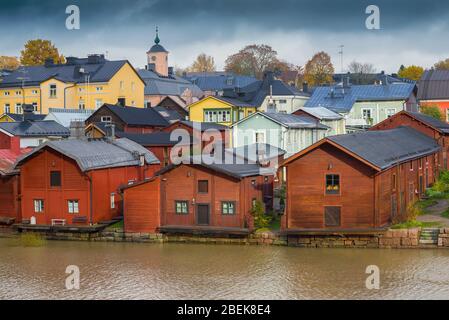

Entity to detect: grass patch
[108,220,123,229]
[442,208,449,219]
[390,220,442,229]
[255,215,281,233]
[9,233,47,247]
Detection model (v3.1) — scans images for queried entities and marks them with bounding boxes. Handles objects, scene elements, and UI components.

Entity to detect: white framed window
[95,99,103,109]
[15,103,22,114]
[110,193,115,209]
[101,116,112,123]
[362,108,373,120]
[79,100,85,110]
[255,131,266,144]
[96,86,103,92]
[68,200,79,214]
[386,108,396,118]
[32,102,38,112]
[49,84,57,98]
[204,109,230,123]
[32,90,38,95]
[4,91,10,96]
[4,104,10,113]
[34,200,44,213]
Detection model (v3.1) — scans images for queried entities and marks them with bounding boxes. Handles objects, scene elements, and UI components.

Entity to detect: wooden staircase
[419,228,440,246]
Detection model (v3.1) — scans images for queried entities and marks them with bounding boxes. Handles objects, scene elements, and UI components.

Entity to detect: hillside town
[2,29,449,250]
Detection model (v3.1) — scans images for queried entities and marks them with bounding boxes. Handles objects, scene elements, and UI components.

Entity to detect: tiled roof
[15,138,160,172]
[0,120,70,137]
[328,126,440,170]
[0,148,31,175]
[0,57,133,88]
[91,104,169,127]
[418,70,449,100]
[305,82,416,113]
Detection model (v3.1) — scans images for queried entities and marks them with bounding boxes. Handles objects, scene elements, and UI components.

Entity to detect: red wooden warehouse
[281,127,440,233]
[14,138,160,227]
[122,161,275,235]
[370,110,449,170]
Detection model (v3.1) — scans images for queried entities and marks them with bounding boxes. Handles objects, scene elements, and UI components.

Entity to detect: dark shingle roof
[328,127,440,170]
[0,58,133,88]
[115,132,183,146]
[15,138,160,171]
[0,120,70,137]
[418,70,449,100]
[93,104,169,127]
[2,113,46,122]
[184,72,258,92]
[153,106,184,123]
[305,83,416,113]
[407,111,449,133]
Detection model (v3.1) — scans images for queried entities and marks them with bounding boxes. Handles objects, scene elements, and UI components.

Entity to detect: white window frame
[386,108,396,118]
[68,200,79,214]
[4,91,10,96]
[32,102,38,112]
[95,99,103,109]
[15,103,22,114]
[34,200,44,213]
[49,84,57,98]
[79,100,85,110]
[101,116,112,123]
[4,104,10,113]
[361,108,373,120]
[15,90,21,96]
[255,131,266,144]
[110,193,115,209]
[32,90,38,95]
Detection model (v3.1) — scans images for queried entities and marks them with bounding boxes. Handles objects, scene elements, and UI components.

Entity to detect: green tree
[225,44,288,79]
[20,39,65,66]
[188,53,216,73]
[434,58,449,70]
[250,200,271,229]
[398,65,424,81]
[0,56,20,70]
[420,105,443,120]
[303,51,335,87]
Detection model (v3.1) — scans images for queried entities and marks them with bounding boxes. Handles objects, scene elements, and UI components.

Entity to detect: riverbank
[1,225,449,249]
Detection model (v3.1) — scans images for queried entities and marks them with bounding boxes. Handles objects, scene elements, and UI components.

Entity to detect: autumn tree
[434,58,449,70]
[303,51,335,86]
[397,65,424,81]
[224,44,287,79]
[0,56,20,70]
[20,39,65,66]
[421,105,443,120]
[188,54,216,73]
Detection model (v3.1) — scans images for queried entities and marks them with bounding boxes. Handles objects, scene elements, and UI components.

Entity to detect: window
[49,84,57,98]
[255,131,265,144]
[362,108,372,120]
[4,91,10,96]
[110,193,115,209]
[222,201,236,215]
[120,81,124,90]
[392,173,396,191]
[4,104,10,113]
[204,110,231,123]
[326,174,340,194]
[410,161,414,171]
[15,103,22,114]
[251,179,257,187]
[264,176,269,183]
[15,90,21,96]
[278,99,287,104]
[175,201,189,214]
[95,99,103,109]
[96,86,103,92]
[101,116,112,123]
[50,171,62,187]
[324,206,341,227]
[198,180,209,193]
[79,100,85,110]
[68,200,79,214]
[386,108,396,118]
[34,200,44,213]
[32,102,38,112]
[32,90,38,95]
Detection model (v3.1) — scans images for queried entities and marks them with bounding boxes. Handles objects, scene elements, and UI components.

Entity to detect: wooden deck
[158,225,250,237]
[14,223,110,234]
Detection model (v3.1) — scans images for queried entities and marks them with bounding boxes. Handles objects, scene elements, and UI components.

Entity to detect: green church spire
[154,26,160,44]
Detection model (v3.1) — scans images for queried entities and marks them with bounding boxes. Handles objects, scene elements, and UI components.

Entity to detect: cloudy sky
[1,0,449,73]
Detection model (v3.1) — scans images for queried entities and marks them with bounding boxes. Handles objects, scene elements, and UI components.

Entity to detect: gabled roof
[15,138,160,172]
[89,104,169,127]
[304,83,416,113]
[0,120,70,137]
[184,72,258,92]
[0,113,46,122]
[0,148,31,175]
[295,107,343,120]
[418,70,449,100]
[283,126,440,171]
[138,69,204,97]
[44,108,94,128]
[153,106,184,123]
[371,110,449,134]
[115,132,186,146]
[231,111,329,130]
[0,57,140,88]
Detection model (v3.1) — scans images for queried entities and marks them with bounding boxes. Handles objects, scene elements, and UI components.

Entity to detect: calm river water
[1,239,449,300]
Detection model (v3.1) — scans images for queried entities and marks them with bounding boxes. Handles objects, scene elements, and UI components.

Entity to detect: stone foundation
[438,228,449,247]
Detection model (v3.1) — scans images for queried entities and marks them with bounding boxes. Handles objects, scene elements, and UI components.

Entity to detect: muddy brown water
[1,239,449,299]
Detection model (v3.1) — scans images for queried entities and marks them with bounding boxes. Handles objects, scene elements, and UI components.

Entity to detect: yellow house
[0,55,145,115]
[188,96,257,126]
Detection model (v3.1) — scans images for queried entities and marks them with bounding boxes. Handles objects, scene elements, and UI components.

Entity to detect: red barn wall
[0,175,19,221]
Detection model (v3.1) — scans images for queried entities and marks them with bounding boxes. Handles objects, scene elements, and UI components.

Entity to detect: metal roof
[15,138,160,172]
[184,72,258,92]
[328,126,440,170]
[1,113,46,122]
[0,120,70,137]
[44,108,94,128]
[90,104,169,127]
[418,70,449,100]
[305,83,416,113]
[227,143,286,163]
[407,111,449,134]
[243,112,329,130]
[296,107,343,120]
[138,69,204,97]
[115,132,185,146]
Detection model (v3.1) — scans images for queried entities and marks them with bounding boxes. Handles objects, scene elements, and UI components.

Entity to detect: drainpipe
[86,172,94,226]
[64,84,76,109]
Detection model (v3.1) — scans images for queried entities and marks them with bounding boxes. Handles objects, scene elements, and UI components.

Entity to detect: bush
[250,200,271,229]
[392,201,423,225]
[11,233,47,247]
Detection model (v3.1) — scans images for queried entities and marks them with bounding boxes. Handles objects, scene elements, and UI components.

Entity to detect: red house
[14,138,160,227]
[122,161,275,235]
[281,127,440,233]
[370,110,449,170]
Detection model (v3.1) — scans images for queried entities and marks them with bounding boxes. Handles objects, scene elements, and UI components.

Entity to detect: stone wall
[438,228,449,247]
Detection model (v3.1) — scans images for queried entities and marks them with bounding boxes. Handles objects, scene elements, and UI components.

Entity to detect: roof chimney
[168,67,174,76]
[21,104,35,121]
[302,81,308,93]
[69,120,86,140]
[105,123,116,141]
[44,58,54,67]
[147,63,156,72]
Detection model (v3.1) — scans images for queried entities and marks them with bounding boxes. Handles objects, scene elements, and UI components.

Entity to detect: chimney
[168,67,174,76]
[87,54,105,64]
[105,123,116,140]
[302,81,308,93]
[44,58,54,67]
[66,57,78,65]
[264,71,274,83]
[21,104,35,121]
[69,121,86,140]
[147,63,156,72]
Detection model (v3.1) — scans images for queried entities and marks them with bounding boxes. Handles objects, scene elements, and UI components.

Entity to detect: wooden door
[197,204,210,226]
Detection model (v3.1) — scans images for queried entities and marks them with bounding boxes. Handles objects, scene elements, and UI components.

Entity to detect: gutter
[86,172,94,226]
[64,84,76,109]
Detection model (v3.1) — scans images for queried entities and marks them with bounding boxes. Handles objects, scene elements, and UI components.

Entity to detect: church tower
[146,27,169,76]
